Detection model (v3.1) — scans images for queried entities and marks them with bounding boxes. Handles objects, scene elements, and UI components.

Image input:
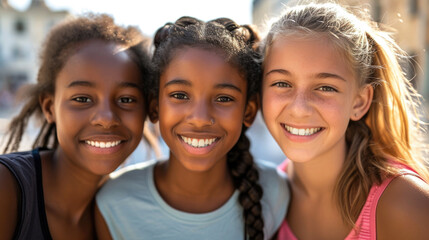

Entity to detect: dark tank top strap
[32,148,53,240]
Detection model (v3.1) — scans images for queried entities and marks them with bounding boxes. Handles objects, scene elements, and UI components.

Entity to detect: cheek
[124,109,146,131]
[316,97,353,125]
[262,92,283,122]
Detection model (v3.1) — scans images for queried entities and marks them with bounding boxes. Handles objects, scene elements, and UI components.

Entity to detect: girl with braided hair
[96,16,289,240]
[260,2,429,239]
[0,14,152,239]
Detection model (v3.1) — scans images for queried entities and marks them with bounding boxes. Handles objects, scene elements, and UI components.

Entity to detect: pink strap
[277,160,423,240]
[346,167,423,240]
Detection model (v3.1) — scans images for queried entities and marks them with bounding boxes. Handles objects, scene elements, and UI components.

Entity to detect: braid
[153,16,264,238]
[228,129,264,240]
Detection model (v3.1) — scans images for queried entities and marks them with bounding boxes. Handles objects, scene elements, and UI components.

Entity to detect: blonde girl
[260,2,429,239]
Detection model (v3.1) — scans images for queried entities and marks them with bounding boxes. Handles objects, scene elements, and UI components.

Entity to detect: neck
[164,155,233,196]
[41,148,102,222]
[288,141,347,199]
[154,153,235,213]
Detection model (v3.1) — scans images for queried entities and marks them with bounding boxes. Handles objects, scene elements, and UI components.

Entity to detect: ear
[350,84,373,121]
[148,94,159,123]
[39,93,56,123]
[243,94,259,127]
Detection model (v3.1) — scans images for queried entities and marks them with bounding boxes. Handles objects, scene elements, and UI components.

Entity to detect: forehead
[170,47,228,66]
[163,47,245,81]
[68,40,132,65]
[56,40,142,87]
[265,35,355,80]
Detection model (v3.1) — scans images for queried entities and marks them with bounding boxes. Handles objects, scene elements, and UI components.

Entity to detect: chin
[181,159,216,172]
[89,161,123,176]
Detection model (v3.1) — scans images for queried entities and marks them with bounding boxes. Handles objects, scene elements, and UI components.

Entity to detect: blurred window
[15,19,26,34]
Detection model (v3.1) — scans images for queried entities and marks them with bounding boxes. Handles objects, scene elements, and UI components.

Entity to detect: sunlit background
[1,0,428,165]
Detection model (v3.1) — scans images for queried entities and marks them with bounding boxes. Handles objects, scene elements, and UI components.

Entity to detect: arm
[377,174,429,240]
[0,164,20,240]
[94,204,113,240]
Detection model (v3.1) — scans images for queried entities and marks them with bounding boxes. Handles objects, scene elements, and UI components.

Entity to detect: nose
[288,90,313,119]
[90,99,120,129]
[186,99,213,127]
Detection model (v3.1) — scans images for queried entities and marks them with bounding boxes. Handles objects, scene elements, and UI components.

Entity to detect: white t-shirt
[96,159,290,240]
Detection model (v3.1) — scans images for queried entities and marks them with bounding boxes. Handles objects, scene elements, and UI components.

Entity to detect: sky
[8,0,254,36]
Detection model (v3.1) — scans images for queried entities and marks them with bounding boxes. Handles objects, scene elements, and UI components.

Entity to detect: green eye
[272,82,291,88]
[317,86,337,92]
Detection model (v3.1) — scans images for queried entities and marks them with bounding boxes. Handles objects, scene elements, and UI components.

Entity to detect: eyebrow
[215,83,242,93]
[67,80,94,88]
[67,80,141,89]
[315,72,346,82]
[265,69,290,77]
[265,69,346,82]
[164,79,242,93]
[164,79,191,88]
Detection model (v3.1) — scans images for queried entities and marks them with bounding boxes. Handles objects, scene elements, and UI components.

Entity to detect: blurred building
[252,0,429,103]
[0,0,69,112]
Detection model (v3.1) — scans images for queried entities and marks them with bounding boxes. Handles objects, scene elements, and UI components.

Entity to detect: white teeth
[284,125,322,136]
[181,136,217,148]
[85,140,121,148]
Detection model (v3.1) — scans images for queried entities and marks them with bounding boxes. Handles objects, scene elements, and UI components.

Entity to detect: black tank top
[0,148,52,240]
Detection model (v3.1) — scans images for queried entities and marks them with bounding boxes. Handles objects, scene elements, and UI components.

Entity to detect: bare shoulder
[377,174,429,240]
[0,163,20,239]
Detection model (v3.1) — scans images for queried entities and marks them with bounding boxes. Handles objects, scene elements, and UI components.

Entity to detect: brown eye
[118,97,135,103]
[171,93,189,100]
[73,97,92,103]
[216,96,233,102]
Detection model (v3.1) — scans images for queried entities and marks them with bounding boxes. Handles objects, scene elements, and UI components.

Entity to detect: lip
[81,134,127,142]
[80,134,127,154]
[280,123,324,143]
[178,134,220,155]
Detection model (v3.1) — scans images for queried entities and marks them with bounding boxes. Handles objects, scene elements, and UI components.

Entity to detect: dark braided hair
[152,16,264,240]
[3,14,152,153]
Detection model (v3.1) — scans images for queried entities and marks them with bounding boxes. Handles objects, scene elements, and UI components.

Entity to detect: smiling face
[262,35,367,164]
[152,47,255,172]
[42,40,146,175]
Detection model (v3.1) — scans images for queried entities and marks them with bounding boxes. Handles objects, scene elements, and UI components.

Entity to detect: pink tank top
[277,160,422,240]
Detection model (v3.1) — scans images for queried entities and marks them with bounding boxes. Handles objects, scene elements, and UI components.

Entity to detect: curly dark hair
[153,16,264,240]
[3,14,152,153]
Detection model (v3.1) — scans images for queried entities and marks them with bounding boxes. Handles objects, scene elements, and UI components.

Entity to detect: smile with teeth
[85,140,121,148]
[283,125,322,136]
[180,136,217,148]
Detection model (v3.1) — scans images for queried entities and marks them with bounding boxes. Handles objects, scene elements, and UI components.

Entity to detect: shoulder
[0,150,34,163]
[377,174,429,239]
[96,160,157,203]
[254,159,289,195]
[255,159,287,182]
[0,163,20,239]
[109,159,157,180]
[254,159,290,238]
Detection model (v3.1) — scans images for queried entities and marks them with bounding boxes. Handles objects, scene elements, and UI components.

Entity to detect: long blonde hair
[261,2,429,227]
